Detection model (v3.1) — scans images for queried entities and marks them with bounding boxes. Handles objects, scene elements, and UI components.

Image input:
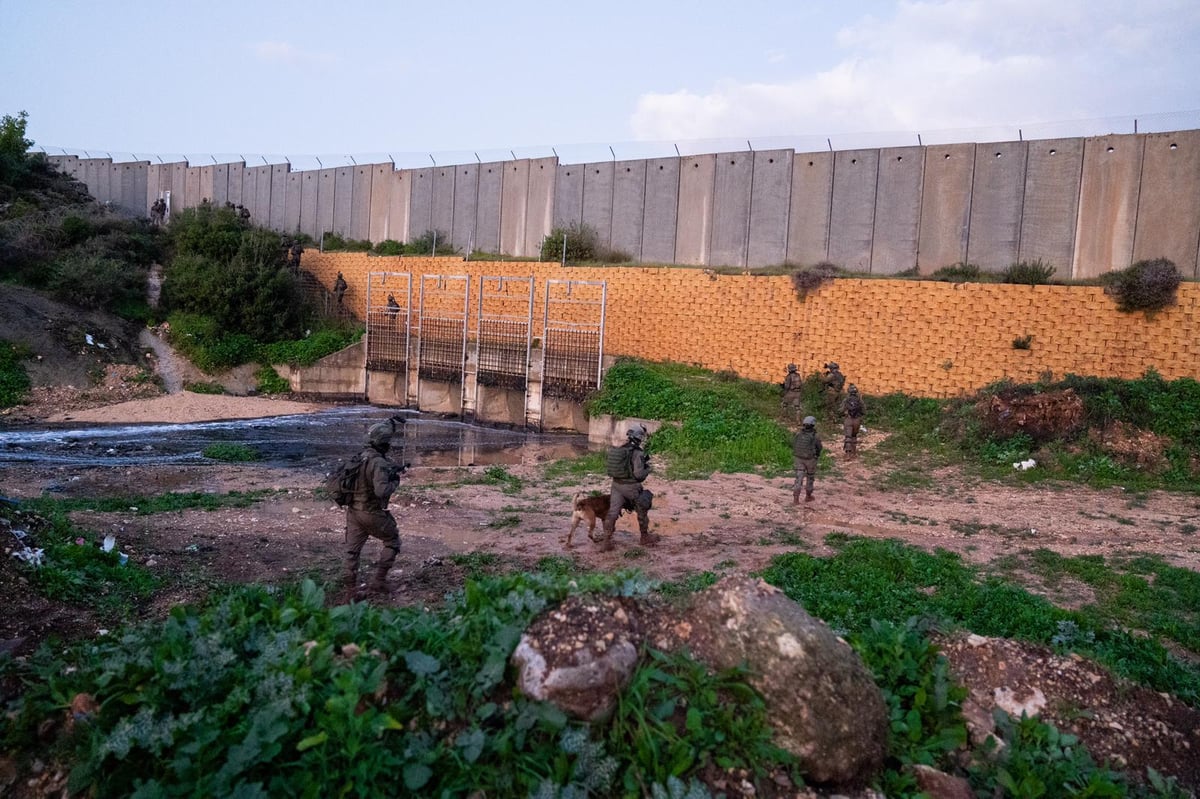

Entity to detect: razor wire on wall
[418,275,470,384]
[365,273,411,372]
[476,276,534,392]
[541,279,607,401]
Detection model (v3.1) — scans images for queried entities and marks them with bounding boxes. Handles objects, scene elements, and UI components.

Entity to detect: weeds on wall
[1001,259,1057,285]
[361,230,459,257]
[1101,258,1182,313]
[1012,334,1033,349]
[789,261,840,299]
[539,222,629,265]
[930,262,983,283]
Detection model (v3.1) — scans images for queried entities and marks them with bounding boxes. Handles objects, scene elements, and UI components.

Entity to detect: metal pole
[432,230,437,257]
[597,280,607,389]
[561,231,567,267]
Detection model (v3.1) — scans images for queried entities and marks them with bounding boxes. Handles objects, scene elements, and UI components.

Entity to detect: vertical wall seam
[1130,134,1148,265]
[744,151,756,269]
[868,150,881,274]
[963,144,977,265]
[1016,142,1030,262]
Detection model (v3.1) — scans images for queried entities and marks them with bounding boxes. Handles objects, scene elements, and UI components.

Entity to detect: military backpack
[605,444,635,480]
[323,454,365,507]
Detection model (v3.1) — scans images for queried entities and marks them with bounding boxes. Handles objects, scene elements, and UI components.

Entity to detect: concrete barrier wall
[828,149,878,272]
[870,146,923,274]
[966,140,1027,270]
[306,251,1200,399]
[710,151,754,268]
[51,128,1200,278]
[1073,134,1143,279]
[1133,130,1200,277]
[1018,138,1083,274]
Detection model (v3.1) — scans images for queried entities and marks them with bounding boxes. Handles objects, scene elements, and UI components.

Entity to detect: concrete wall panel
[168,162,185,215]
[240,165,257,218]
[226,162,244,207]
[349,165,373,241]
[554,163,584,229]
[611,159,647,261]
[432,167,455,240]
[675,154,716,266]
[642,157,679,264]
[966,140,1028,271]
[786,152,832,266]
[582,161,615,249]
[1019,138,1084,274]
[871,146,924,274]
[300,170,320,239]
[333,166,354,236]
[254,164,273,224]
[108,164,122,206]
[828,149,878,271]
[184,166,202,210]
[129,162,149,215]
[145,163,162,210]
[918,143,975,272]
[451,164,479,253]
[270,164,289,231]
[80,159,99,202]
[212,163,229,206]
[387,170,411,243]
[475,162,503,253]
[199,165,215,206]
[747,149,793,267]
[368,164,393,243]
[96,159,113,204]
[283,171,302,235]
[1133,131,1200,277]
[499,160,529,257]
[524,157,556,257]
[316,168,336,237]
[710,151,754,268]
[408,168,433,240]
[1073,134,1144,278]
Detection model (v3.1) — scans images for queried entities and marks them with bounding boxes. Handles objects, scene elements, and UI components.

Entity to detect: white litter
[102,535,116,553]
[12,546,45,567]
[1013,458,1037,471]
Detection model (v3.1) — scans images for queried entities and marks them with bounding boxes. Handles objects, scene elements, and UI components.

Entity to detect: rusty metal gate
[541,279,607,401]
[417,274,470,385]
[364,272,411,372]
[476,276,534,393]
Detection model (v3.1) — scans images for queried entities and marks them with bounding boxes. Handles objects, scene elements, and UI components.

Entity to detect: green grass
[202,442,261,462]
[0,339,33,407]
[24,490,275,515]
[540,452,605,485]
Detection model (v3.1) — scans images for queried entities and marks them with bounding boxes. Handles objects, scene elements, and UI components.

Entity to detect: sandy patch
[45,393,331,425]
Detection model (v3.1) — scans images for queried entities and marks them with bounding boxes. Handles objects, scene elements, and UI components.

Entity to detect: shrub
[930,262,984,283]
[202,443,260,462]
[1012,334,1033,350]
[321,232,372,252]
[0,339,32,407]
[0,110,32,189]
[539,223,624,264]
[372,238,404,256]
[254,365,290,394]
[1101,257,1182,313]
[789,261,840,300]
[47,253,148,315]
[1001,259,1056,285]
[168,203,248,262]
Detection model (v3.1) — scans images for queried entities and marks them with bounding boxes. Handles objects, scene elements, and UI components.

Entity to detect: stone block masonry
[304,252,1200,398]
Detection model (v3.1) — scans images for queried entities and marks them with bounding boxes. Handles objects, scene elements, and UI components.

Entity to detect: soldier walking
[600,425,658,550]
[781,363,803,421]
[822,362,846,412]
[792,416,823,504]
[841,384,865,457]
[342,417,407,600]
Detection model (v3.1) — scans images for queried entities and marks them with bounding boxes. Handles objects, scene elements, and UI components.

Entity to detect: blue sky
[3,0,1199,168]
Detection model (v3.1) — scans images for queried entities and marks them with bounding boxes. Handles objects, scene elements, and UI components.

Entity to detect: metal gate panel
[541,279,607,401]
[417,275,470,384]
[476,276,534,392]
[365,272,411,372]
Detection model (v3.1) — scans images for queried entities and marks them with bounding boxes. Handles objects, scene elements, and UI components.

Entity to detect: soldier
[781,363,803,420]
[600,424,658,551]
[822,362,846,409]
[792,415,823,504]
[342,417,408,599]
[386,293,401,318]
[237,204,251,222]
[841,384,866,457]
[150,198,166,227]
[288,240,305,272]
[333,271,348,305]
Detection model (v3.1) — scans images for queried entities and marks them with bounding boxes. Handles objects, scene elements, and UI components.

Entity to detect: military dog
[563,492,611,547]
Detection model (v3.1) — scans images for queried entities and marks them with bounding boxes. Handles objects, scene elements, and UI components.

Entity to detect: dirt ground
[2,288,1199,790]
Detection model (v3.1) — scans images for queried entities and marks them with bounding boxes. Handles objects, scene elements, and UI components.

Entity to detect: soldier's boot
[793,488,801,505]
[848,440,858,459]
[367,570,389,596]
[340,566,361,603]
[805,490,814,503]
[639,521,660,546]
[599,521,616,552]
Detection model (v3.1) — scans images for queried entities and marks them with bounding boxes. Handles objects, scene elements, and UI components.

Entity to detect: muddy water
[0,407,590,470]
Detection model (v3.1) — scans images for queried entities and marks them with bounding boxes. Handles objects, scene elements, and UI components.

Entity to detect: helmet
[366,418,405,447]
[827,362,840,370]
[802,416,817,427]
[626,424,647,443]
[787,363,797,372]
[848,384,858,394]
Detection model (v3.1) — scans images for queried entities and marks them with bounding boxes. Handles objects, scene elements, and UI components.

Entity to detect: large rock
[650,576,888,786]
[510,594,641,722]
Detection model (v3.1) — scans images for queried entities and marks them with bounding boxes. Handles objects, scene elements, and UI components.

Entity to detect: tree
[0,110,33,187]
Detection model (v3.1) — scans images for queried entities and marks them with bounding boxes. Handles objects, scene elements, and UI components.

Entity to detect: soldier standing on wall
[781,363,803,421]
[333,272,348,306]
[792,416,823,504]
[600,425,658,551]
[840,384,866,457]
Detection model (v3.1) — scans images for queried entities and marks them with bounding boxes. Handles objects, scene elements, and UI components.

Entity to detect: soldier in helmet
[792,416,823,504]
[840,384,866,457]
[342,416,408,599]
[822,362,846,410]
[781,363,803,421]
[333,271,348,306]
[600,424,658,551]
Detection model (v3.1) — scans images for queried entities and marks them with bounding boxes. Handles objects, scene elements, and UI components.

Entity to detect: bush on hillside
[1101,257,1182,313]
[1001,259,1056,285]
[0,110,32,191]
[47,253,148,316]
[539,223,627,264]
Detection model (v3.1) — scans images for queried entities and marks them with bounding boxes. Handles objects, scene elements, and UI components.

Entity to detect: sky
[3,0,1199,169]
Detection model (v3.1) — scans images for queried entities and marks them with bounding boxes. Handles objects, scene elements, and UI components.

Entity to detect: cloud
[250,40,334,67]
[630,0,1200,141]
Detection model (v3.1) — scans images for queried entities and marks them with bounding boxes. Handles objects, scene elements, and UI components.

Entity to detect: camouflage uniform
[822,363,846,411]
[781,364,803,419]
[333,272,348,305]
[343,420,405,597]
[841,385,865,457]
[792,417,823,504]
[601,426,657,550]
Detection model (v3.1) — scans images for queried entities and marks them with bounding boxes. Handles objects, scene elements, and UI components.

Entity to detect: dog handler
[600,424,659,550]
[343,417,406,599]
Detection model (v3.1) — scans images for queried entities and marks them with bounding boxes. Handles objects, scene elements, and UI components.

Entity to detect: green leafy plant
[254,364,290,394]
[539,223,626,264]
[183,379,225,394]
[1002,259,1056,285]
[931,261,985,283]
[1101,258,1182,313]
[202,443,260,462]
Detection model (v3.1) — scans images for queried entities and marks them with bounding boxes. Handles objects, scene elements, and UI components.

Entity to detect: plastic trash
[13,546,45,567]
[102,535,116,553]
[1012,458,1037,471]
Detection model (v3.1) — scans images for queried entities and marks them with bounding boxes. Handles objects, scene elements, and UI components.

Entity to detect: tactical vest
[605,444,635,480]
[793,430,821,459]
